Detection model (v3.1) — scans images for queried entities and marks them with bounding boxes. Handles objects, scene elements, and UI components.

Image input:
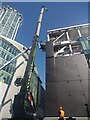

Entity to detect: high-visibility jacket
[59,110,65,118]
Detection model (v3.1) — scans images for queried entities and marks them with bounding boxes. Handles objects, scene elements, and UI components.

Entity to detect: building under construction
[41,23,90,118]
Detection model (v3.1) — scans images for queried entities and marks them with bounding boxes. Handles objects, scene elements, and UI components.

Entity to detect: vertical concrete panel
[46,42,88,116]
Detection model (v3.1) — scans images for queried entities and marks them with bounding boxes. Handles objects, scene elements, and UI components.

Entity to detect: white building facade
[0,35,28,119]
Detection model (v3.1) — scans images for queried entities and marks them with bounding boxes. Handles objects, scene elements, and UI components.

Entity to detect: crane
[12,6,47,119]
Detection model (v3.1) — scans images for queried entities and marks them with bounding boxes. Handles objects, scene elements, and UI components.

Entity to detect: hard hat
[60,106,63,110]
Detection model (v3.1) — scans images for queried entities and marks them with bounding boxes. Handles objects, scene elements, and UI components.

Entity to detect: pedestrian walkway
[44,117,88,120]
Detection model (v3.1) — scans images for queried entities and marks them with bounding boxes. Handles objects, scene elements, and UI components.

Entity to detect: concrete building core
[41,24,90,117]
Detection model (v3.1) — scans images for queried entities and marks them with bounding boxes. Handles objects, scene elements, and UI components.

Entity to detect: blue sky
[3,2,88,88]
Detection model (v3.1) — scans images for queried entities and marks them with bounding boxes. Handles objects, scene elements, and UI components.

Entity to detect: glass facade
[29,71,38,106]
[0,6,22,85]
[0,37,20,85]
[79,36,90,54]
[0,6,22,40]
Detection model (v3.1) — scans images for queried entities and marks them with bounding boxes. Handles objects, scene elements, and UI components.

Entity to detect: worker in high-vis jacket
[58,106,65,120]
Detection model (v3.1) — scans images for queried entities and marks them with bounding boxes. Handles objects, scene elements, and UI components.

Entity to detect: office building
[0,34,28,119]
[0,35,20,84]
[0,8,23,118]
[0,6,22,40]
[0,6,23,118]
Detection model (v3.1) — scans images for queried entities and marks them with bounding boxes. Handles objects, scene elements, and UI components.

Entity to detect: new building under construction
[41,24,90,117]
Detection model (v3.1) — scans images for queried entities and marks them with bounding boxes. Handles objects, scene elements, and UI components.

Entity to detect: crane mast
[21,6,47,93]
[13,6,47,119]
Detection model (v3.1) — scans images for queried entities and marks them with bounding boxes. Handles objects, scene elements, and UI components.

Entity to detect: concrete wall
[46,41,89,117]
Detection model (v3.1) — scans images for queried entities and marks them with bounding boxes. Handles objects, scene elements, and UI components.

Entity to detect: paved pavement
[44,117,89,120]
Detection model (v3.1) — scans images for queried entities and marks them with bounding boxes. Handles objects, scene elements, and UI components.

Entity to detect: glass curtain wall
[0,6,22,40]
[30,71,38,106]
[0,37,20,85]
